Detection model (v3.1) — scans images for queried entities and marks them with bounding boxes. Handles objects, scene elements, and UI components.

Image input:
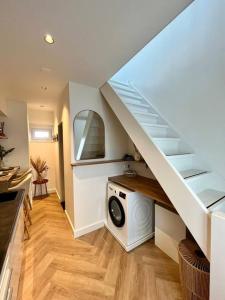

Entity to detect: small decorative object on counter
[0,122,7,138]
[133,143,142,161]
[30,157,48,182]
[0,145,15,168]
[123,154,134,161]
[124,164,137,177]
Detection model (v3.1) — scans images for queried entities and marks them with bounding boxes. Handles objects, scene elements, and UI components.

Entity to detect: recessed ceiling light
[44,34,54,44]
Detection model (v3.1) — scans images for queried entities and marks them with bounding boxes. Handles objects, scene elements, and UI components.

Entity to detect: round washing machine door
[108,196,125,227]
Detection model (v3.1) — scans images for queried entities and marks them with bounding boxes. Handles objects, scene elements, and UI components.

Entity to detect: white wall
[28,108,56,194]
[0,100,29,169]
[69,81,130,235]
[70,81,129,163]
[73,162,127,237]
[55,85,74,224]
[28,109,54,126]
[112,0,225,181]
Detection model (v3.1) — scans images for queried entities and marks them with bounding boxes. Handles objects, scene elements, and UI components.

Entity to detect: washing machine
[106,182,155,251]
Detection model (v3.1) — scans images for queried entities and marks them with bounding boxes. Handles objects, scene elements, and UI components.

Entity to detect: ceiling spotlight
[44,34,54,44]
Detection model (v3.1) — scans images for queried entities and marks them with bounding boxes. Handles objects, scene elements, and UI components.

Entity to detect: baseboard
[65,210,75,236]
[74,220,105,238]
[55,189,61,201]
[48,188,56,194]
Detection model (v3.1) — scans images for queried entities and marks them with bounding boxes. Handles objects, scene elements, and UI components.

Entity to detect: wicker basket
[178,239,210,300]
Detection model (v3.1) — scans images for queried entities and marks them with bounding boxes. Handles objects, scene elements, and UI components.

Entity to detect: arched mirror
[74,110,105,160]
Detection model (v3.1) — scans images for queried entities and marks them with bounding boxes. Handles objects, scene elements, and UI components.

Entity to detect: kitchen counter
[108,175,176,212]
[0,190,24,273]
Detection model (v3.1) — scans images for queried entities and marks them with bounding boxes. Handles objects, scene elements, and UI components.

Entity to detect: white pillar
[210,212,225,299]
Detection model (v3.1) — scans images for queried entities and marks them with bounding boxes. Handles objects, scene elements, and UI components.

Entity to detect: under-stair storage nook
[101,80,225,261]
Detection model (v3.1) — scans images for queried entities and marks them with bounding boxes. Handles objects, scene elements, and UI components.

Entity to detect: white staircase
[101,80,225,259]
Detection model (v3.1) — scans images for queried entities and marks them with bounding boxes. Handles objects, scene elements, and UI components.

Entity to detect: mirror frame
[73,110,105,161]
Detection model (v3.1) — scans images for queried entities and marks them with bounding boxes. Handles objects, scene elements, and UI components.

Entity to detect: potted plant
[30,157,48,182]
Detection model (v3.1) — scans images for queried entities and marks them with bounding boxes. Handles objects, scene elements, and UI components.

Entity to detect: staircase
[101,80,225,260]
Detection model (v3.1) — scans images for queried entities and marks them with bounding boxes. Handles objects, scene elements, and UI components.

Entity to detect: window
[30,127,53,141]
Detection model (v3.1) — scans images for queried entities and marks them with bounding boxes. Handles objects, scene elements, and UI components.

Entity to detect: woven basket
[178,239,210,300]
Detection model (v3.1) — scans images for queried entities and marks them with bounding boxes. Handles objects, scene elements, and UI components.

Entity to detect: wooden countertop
[108,175,176,213]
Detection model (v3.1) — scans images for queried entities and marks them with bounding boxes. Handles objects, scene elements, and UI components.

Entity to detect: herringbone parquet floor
[18,193,182,300]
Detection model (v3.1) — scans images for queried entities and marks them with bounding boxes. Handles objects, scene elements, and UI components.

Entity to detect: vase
[37,173,44,182]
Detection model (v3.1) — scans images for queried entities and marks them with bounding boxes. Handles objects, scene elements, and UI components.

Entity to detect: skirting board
[32,187,57,197]
[55,189,61,202]
[65,210,75,237]
[74,220,105,238]
[48,188,57,194]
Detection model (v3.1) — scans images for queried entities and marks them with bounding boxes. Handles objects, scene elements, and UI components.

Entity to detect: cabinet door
[9,206,24,300]
[0,255,12,300]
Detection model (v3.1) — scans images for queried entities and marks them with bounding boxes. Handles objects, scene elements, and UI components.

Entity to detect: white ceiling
[0,0,192,109]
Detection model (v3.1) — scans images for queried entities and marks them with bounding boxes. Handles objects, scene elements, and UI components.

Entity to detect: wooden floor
[18,194,182,300]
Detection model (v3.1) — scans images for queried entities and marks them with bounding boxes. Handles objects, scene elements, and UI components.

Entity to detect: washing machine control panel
[119,191,126,199]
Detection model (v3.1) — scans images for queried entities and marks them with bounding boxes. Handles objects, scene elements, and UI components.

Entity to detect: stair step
[142,123,177,138]
[167,153,208,175]
[166,152,193,157]
[180,169,208,179]
[118,93,143,101]
[141,123,168,128]
[109,80,130,88]
[133,111,159,124]
[153,138,190,156]
[153,137,180,142]
[197,189,225,208]
[111,85,136,93]
[117,92,143,101]
[133,111,158,118]
[125,101,150,109]
[110,81,136,93]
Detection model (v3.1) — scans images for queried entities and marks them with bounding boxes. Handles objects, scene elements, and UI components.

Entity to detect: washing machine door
[108,196,125,227]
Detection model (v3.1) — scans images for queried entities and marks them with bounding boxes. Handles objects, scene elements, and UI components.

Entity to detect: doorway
[58,122,65,209]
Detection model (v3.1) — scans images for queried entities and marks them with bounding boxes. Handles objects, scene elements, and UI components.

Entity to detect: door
[58,122,65,208]
[108,196,125,227]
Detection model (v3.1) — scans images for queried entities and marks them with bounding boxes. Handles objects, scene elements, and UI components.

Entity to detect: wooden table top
[0,167,20,183]
[108,175,176,212]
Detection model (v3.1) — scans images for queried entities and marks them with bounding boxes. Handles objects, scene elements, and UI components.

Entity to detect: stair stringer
[101,82,211,260]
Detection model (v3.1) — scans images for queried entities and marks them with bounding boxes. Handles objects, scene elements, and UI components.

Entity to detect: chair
[10,168,33,209]
[9,173,33,240]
